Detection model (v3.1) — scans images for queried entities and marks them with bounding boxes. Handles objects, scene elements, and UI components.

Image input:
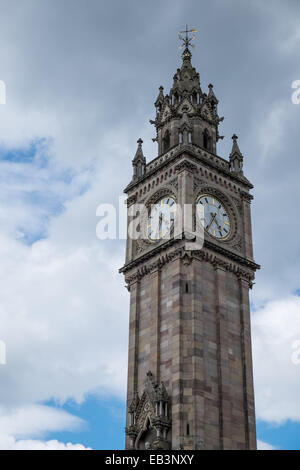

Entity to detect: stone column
[191,257,205,449]
[175,157,196,241]
[215,264,231,449]
[150,267,161,382]
[125,198,136,264]
[241,195,254,260]
[239,276,257,449]
[125,278,140,449]
[171,257,183,450]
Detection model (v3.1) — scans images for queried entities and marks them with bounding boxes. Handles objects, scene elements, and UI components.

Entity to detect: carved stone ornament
[168,176,179,192]
[174,159,197,174]
[125,371,171,450]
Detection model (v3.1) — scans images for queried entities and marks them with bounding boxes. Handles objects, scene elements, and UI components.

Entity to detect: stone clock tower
[120,31,259,450]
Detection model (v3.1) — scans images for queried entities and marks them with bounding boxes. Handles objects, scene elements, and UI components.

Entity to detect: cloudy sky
[0,0,299,450]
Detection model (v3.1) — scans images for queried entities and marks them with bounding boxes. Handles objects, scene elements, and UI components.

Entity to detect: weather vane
[178,24,197,50]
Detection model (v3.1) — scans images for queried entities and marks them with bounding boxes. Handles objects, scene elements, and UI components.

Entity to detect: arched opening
[163,130,170,152]
[136,418,156,450]
[203,129,209,150]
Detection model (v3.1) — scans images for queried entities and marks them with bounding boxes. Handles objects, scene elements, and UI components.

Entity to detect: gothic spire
[149,26,223,157]
[208,84,218,103]
[154,86,164,110]
[132,138,146,181]
[230,134,242,157]
[229,134,243,174]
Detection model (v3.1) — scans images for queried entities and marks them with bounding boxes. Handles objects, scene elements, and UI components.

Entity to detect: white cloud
[0,405,83,438]
[257,100,289,164]
[0,143,130,447]
[0,233,129,407]
[252,296,300,424]
[0,437,90,450]
[0,404,90,450]
[257,440,277,450]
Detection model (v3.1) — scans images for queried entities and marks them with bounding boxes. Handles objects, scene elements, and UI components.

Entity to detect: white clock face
[148,197,176,241]
[197,194,231,239]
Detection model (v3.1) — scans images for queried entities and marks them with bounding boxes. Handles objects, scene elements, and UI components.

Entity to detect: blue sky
[0,0,300,450]
[44,397,126,450]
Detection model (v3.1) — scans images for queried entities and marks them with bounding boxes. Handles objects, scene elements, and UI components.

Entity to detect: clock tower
[120,30,259,450]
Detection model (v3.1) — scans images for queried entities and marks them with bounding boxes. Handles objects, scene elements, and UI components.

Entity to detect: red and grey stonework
[120,44,259,450]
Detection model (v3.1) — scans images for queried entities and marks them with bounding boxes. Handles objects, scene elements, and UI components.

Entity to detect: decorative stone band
[174,159,197,173]
[120,238,260,288]
[124,144,253,194]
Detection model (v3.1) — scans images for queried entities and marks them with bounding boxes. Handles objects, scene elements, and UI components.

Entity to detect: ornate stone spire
[149,27,224,157]
[132,138,146,181]
[229,134,243,174]
[155,86,164,109]
[208,83,218,102]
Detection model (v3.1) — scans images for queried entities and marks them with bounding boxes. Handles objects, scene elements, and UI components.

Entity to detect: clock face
[148,197,176,241]
[197,194,231,239]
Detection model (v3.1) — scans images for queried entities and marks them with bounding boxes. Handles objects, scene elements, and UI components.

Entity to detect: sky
[0,0,299,450]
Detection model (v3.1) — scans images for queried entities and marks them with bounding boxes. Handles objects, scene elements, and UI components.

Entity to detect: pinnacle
[230,134,243,158]
[155,86,164,107]
[133,138,145,163]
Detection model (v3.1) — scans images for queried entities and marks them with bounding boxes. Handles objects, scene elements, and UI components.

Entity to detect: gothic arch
[162,130,170,152]
[145,186,177,209]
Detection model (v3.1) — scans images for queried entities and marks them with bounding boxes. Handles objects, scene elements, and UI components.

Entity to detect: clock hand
[158,213,163,237]
[151,214,161,239]
[206,212,217,231]
[213,215,222,231]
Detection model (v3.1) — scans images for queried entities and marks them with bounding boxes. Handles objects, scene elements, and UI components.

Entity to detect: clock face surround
[197,194,231,240]
[148,196,176,241]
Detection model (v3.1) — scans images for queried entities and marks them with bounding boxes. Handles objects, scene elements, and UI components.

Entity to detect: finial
[178,24,197,50]
[133,138,145,161]
[132,138,146,180]
[178,25,197,60]
[230,134,243,159]
[230,134,243,174]
[208,83,213,89]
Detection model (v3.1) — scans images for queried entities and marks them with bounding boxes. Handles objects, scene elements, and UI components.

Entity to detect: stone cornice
[119,237,260,286]
[124,144,253,194]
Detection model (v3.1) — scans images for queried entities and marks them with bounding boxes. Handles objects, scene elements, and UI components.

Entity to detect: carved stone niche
[125,371,171,450]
